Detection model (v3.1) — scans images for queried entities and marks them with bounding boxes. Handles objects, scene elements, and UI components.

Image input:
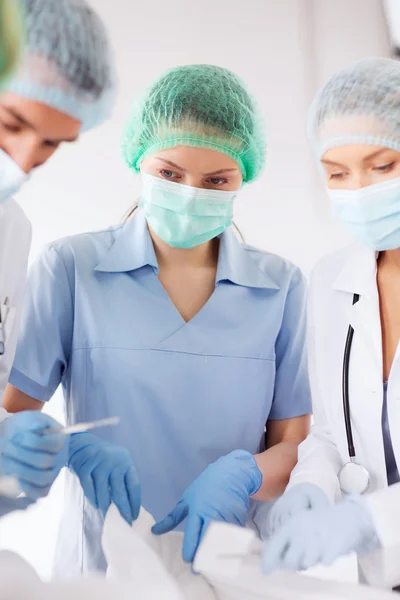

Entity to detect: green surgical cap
[0,0,23,85]
[121,64,266,183]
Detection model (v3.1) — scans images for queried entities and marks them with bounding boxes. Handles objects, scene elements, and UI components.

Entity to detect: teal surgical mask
[140,173,237,249]
[328,176,400,251]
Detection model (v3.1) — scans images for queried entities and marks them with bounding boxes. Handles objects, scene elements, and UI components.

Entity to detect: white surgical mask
[328,176,400,251]
[0,148,29,205]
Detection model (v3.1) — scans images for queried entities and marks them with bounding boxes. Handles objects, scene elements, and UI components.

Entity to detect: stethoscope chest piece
[338,460,370,495]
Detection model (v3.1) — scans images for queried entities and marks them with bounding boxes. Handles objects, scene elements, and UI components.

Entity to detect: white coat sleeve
[0,406,33,514]
[285,271,342,502]
[365,482,400,550]
[0,200,32,404]
[355,483,400,588]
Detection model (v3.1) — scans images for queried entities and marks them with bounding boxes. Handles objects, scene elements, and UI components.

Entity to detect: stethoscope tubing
[340,292,371,495]
[342,293,360,459]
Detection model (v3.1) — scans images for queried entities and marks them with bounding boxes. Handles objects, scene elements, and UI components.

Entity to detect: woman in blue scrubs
[4,64,311,576]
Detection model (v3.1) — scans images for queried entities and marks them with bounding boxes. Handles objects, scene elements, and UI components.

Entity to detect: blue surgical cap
[308,58,400,158]
[6,0,116,131]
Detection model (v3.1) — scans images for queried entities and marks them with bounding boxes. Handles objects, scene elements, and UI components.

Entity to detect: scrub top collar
[95,210,158,273]
[95,210,280,290]
[216,225,280,290]
[331,243,377,299]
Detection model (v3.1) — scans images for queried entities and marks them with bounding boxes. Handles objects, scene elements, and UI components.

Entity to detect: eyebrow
[0,105,79,143]
[155,158,187,172]
[320,158,347,168]
[155,157,239,176]
[362,148,390,161]
[321,148,391,168]
[204,168,239,176]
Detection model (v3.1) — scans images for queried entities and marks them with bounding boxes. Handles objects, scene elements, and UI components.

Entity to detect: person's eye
[329,172,346,180]
[43,139,60,149]
[208,177,227,186]
[374,162,395,173]
[160,169,179,180]
[0,120,21,133]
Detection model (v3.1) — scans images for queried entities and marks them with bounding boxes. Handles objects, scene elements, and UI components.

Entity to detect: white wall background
[0,0,391,580]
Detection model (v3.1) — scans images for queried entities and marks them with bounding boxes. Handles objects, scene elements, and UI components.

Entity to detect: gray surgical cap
[6,0,116,131]
[308,58,400,158]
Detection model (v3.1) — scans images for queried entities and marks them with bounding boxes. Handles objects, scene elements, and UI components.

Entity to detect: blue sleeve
[268,269,311,420]
[8,245,74,401]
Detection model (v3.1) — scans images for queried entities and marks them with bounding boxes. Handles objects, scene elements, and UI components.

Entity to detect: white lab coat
[0,199,31,503]
[0,199,31,403]
[287,242,400,585]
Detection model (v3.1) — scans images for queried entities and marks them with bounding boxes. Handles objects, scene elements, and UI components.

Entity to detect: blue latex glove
[267,483,329,535]
[262,495,379,573]
[152,450,262,562]
[68,432,141,524]
[0,411,68,500]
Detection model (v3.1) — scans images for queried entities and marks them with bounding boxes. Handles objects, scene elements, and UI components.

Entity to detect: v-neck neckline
[152,266,219,325]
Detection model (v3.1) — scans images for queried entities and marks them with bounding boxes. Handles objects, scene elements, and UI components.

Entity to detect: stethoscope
[338,293,371,495]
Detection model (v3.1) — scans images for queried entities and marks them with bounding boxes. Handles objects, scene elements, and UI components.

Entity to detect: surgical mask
[0,148,29,204]
[139,173,237,249]
[328,176,400,251]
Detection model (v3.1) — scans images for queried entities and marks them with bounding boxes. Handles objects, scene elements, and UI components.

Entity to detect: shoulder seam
[49,224,124,248]
[46,245,75,363]
[47,244,74,307]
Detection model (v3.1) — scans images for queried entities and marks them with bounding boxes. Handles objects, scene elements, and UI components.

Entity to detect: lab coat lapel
[332,245,386,487]
[333,244,382,377]
[348,293,382,378]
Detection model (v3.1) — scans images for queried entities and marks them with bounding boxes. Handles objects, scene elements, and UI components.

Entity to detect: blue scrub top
[10,210,311,576]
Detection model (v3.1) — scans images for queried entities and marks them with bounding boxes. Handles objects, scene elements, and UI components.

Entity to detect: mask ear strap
[122,201,140,222]
[233,222,245,243]
[122,168,145,222]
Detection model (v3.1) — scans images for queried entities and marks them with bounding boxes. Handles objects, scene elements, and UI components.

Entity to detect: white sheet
[0,508,395,600]
[0,550,135,600]
[103,505,214,600]
[102,504,397,600]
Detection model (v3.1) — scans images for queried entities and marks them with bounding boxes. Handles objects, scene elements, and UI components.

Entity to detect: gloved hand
[68,433,141,524]
[262,495,379,573]
[0,411,68,500]
[267,483,329,535]
[152,450,262,562]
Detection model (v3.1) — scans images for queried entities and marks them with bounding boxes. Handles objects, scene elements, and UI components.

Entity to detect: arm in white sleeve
[285,272,342,503]
[0,408,34,514]
[365,482,400,550]
[0,200,32,403]
[356,483,400,588]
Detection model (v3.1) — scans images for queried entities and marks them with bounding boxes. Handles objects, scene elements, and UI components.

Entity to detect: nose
[2,134,41,173]
[345,172,368,190]
[184,176,204,189]
[358,173,373,189]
